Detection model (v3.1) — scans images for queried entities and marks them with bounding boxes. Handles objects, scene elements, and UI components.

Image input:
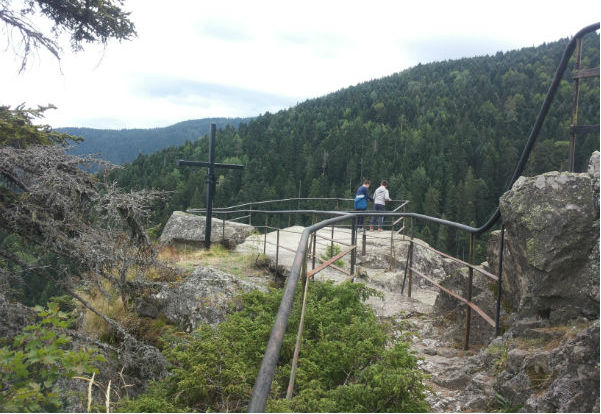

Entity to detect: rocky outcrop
[497,154,599,323]
[137,266,268,331]
[159,211,255,248]
[490,319,599,412]
[423,153,600,411]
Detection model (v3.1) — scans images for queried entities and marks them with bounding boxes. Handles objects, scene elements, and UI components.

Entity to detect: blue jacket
[354,185,373,210]
[356,185,373,201]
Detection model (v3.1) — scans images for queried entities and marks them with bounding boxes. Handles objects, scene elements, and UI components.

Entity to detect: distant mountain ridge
[59,117,253,165]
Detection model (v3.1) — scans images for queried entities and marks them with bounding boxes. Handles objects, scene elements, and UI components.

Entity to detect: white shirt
[373,185,391,205]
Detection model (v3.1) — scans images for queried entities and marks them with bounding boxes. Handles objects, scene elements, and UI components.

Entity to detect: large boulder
[159,211,255,248]
[498,154,600,323]
[138,266,268,331]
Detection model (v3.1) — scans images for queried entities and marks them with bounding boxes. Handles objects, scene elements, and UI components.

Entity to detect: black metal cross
[177,123,244,249]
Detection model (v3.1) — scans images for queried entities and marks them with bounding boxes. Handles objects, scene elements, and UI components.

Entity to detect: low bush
[119,281,428,412]
[0,301,105,412]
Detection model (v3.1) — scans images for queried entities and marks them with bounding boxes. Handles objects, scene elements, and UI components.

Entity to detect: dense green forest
[60,117,252,165]
[111,35,599,256]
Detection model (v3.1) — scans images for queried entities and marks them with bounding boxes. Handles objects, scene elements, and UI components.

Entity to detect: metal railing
[243,23,599,411]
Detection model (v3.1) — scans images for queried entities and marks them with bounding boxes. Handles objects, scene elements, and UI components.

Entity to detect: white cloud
[1,0,599,129]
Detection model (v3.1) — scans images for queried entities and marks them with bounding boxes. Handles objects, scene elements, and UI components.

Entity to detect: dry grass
[76,245,270,343]
[77,280,132,343]
[158,244,267,278]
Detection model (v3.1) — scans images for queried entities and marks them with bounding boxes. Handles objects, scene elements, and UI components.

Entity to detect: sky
[1,0,599,129]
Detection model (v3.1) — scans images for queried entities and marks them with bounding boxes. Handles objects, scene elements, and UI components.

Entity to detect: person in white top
[370,180,392,231]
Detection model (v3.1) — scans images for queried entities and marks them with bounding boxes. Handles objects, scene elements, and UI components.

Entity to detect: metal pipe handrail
[189,197,410,213]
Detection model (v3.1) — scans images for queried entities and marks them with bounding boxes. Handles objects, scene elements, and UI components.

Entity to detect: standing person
[354,179,373,230]
[370,180,391,231]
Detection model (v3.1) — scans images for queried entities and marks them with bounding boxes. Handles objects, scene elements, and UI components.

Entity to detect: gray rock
[145,266,268,331]
[498,162,600,322]
[160,211,255,248]
[494,320,600,413]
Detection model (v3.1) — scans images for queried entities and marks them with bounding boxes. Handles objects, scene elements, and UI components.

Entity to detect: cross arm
[177,160,244,170]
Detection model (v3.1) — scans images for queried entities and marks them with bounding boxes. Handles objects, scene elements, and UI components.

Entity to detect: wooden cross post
[177,123,244,249]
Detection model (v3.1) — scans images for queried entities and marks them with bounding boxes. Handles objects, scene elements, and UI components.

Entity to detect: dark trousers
[370,204,386,228]
[356,209,366,228]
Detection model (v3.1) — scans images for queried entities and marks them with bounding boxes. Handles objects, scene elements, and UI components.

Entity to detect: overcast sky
[1,0,599,129]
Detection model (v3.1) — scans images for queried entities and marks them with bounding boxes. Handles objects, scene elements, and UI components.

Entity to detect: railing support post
[401,240,411,294]
[350,216,357,279]
[408,240,413,298]
[568,37,583,172]
[330,225,334,257]
[286,248,310,400]
[312,232,317,270]
[389,223,394,271]
[495,224,505,336]
[464,233,475,350]
[362,226,366,256]
[275,228,280,278]
[263,216,268,255]
[408,218,414,297]
[249,204,253,226]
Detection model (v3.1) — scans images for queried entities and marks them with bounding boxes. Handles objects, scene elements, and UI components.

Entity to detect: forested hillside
[111,35,599,254]
[61,117,252,165]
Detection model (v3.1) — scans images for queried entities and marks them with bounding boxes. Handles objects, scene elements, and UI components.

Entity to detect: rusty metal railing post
[330,225,334,257]
[350,216,357,278]
[275,228,280,278]
[312,232,317,270]
[407,244,413,298]
[464,233,475,350]
[568,37,583,172]
[286,247,310,400]
[408,217,414,297]
[263,216,268,255]
[389,220,394,271]
[401,241,411,294]
[495,224,505,336]
[361,226,366,256]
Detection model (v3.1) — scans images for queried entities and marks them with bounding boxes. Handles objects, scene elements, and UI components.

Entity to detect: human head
[381,180,387,187]
[363,179,370,187]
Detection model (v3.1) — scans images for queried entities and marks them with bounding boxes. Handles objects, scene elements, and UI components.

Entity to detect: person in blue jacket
[354,179,373,229]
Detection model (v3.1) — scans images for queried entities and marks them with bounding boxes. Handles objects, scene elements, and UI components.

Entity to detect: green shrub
[119,281,428,412]
[0,302,106,412]
[320,244,345,268]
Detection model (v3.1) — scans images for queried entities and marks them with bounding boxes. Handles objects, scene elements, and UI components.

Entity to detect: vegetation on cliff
[118,281,429,412]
